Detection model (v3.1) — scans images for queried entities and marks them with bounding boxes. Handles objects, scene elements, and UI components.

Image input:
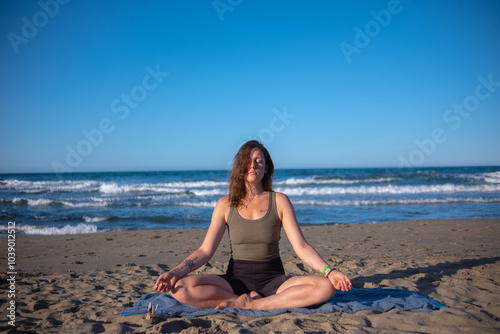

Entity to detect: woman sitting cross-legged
[154,140,352,310]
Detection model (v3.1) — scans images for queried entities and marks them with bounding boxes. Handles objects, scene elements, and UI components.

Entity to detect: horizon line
[1,164,499,176]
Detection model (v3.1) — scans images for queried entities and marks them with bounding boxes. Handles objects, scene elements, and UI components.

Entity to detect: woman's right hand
[327,270,352,292]
[154,272,177,293]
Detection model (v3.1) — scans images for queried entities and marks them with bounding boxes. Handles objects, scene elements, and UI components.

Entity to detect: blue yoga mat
[121,288,447,317]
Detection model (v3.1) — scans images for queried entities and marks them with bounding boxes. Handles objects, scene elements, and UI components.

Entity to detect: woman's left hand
[327,270,353,292]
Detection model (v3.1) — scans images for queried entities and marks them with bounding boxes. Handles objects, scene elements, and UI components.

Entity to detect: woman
[154,140,352,310]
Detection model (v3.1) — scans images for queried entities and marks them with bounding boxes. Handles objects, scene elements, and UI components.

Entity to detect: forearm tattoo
[185,258,196,270]
[171,256,198,278]
[170,268,182,278]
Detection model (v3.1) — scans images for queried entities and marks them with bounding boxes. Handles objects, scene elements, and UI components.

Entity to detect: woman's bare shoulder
[215,195,231,210]
[274,192,291,203]
[217,195,230,204]
[208,196,231,224]
[274,192,294,213]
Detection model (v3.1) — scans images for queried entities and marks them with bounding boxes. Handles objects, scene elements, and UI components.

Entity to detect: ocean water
[1,167,499,235]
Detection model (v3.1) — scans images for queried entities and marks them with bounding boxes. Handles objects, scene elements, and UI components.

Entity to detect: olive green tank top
[226,191,281,261]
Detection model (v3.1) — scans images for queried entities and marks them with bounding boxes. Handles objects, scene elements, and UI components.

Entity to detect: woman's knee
[315,276,336,301]
[170,276,195,302]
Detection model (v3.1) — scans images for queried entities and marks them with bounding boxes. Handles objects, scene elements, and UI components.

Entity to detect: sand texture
[1,218,499,333]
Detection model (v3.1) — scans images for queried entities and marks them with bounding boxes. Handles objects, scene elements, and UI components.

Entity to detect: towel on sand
[121,288,447,317]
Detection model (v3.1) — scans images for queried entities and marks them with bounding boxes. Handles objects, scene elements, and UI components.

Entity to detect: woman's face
[246,148,266,184]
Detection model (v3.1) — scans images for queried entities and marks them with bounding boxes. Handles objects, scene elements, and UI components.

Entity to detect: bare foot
[248,291,262,300]
[215,293,253,310]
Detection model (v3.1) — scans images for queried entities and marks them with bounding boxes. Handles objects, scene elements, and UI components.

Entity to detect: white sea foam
[177,201,218,208]
[134,195,184,201]
[99,183,131,194]
[60,198,112,208]
[276,183,500,196]
[159,180,228,188]
[483,171,500,184]
[190,189,227,197]
[275,176,397,186]
[292,197,500,207]
[1,179,98,193]
[83,215,108,223]
[98,182,188,195]
[28,198,54,206]
[13,223,101,235]
[2,179,227,195]
[11,198,53,206]
[7,197,112,207]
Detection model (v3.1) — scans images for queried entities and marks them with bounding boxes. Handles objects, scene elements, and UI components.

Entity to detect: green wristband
[322,265,331,276]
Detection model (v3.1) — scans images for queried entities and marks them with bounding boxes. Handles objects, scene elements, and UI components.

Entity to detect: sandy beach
[1,218,499,333]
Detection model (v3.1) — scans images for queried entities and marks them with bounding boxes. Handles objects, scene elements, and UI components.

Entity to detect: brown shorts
[219,257,292,297]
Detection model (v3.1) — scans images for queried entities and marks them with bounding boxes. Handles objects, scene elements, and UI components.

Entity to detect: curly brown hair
[228,140,274,208]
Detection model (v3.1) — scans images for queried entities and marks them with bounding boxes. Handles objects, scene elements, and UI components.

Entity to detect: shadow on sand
[351,256,500,295]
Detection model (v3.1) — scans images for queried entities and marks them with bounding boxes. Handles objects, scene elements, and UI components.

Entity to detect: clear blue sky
[1,0,499,173]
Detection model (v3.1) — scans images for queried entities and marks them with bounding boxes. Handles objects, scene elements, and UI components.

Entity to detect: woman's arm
[277,192,352,291]
[154,196,229,293]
